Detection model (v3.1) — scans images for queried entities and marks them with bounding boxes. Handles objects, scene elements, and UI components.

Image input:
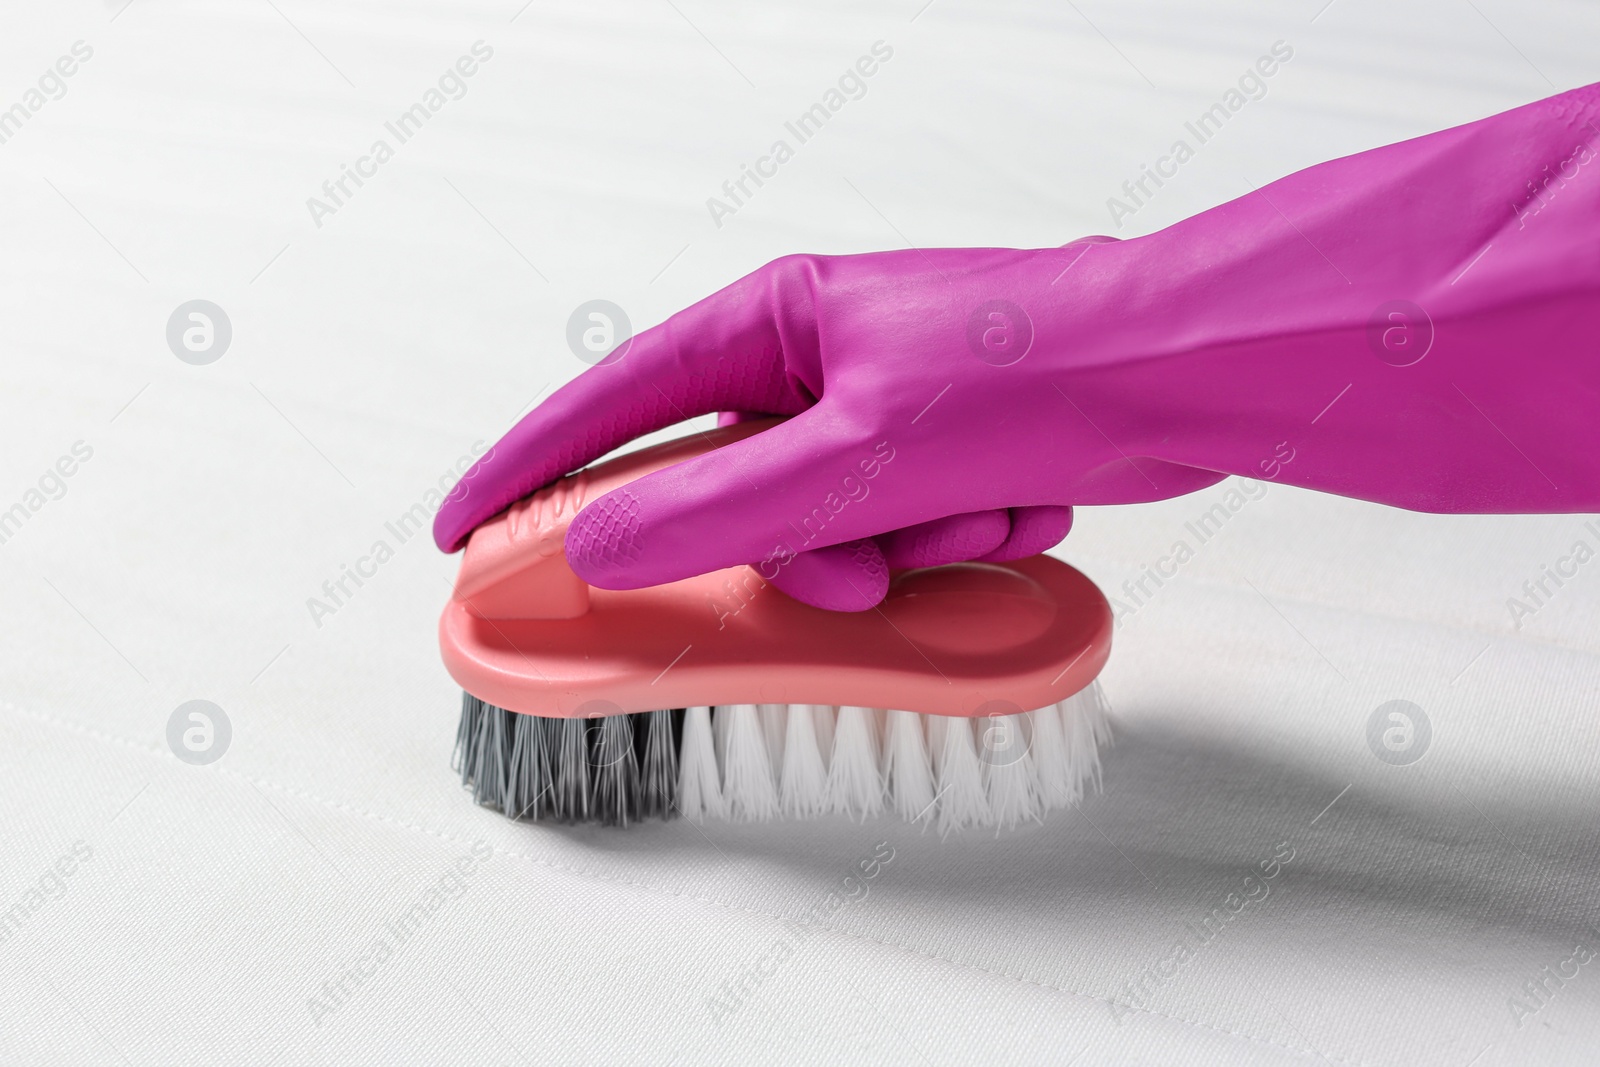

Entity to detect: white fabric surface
[3,1,1598,1063]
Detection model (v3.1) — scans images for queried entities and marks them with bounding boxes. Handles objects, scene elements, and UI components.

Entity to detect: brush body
[442,424,1115,831]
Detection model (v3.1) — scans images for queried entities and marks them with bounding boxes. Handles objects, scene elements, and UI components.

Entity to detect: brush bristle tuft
[454,683,1112,832]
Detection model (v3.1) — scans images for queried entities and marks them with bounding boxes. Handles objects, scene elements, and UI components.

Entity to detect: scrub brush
[441,424,1114,833]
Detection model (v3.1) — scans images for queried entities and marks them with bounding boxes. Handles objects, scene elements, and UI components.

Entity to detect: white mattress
[3,1,1597,1063]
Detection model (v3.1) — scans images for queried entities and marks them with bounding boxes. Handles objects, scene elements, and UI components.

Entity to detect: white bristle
[883,709,936,823]
[935,717,990,833]
[677,706,725,821]
[924,713,946,756]
[712,704,731,771]
[812,702,836,758]
[827,706,884,819]
[780,705,832,817]
[719,705,779,820]
[1085,681,1115,747]
[1028,697,1077,810]
[1062,683,1111,794]
[760,702,788,771]
[981,713,1040,830]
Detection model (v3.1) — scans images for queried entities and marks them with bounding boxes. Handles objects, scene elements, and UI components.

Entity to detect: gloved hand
[435,82,1600,610]
[429,237,1225,609]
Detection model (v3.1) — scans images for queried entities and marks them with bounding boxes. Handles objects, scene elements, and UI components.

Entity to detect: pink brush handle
[451,421,778,620]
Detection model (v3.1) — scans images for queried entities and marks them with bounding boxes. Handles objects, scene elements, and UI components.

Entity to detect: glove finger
[877,510,1010,569]
[716,411,773,427]
[770,505,1072,611]
[974,505,1074,561]
[766,539,889,612]
[434,261,816,552]
[564,404,882,592]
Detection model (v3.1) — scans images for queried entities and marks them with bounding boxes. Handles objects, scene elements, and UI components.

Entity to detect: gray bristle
[506,704,550,820]
[552,718,590,823]
[590,715,638,827]
[455,696,684,828]
[638,709,679,821]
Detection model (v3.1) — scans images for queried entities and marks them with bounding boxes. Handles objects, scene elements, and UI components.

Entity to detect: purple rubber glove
[436,83,1600,610]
